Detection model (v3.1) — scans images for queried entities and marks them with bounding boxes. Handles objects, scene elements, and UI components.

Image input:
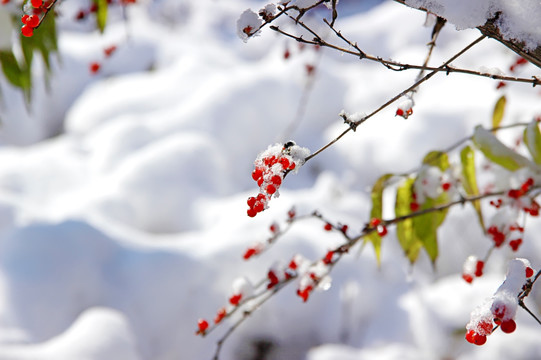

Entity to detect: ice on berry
[237,9,263,42]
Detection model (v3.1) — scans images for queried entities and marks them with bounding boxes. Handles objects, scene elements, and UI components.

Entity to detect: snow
[0,0,540,360]
[405,0,541,49]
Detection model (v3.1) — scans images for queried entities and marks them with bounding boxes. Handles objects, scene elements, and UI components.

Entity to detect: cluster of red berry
[497,56,529,89]
[20,0,51,37]
[465,262,534,345]
[462,257,484,284]
[247,143,300,217]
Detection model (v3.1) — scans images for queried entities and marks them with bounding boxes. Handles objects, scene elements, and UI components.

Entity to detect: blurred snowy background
[0,0,540,359]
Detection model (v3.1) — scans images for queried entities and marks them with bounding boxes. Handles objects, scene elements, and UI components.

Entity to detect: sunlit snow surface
[0,0,540,359]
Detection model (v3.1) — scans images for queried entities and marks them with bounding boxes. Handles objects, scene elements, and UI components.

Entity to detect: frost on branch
[465,258,535,345]
[247,141,310,217]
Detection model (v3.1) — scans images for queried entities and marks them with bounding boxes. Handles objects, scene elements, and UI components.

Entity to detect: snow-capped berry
[322,250,335,265]
[297,285,313,302]
[500,319,516,333]
[266,184,276,195]
[26,14,39,28]
[396,108,404,117]
[526,267,534,278]
[197,319,209,334]
[243,245,261,260]
[229,294,242,306]
[214,308,226,324]
[236,9,262,42]
[267,270,279,288]
[324,223,332,231]
[377,225,388,237]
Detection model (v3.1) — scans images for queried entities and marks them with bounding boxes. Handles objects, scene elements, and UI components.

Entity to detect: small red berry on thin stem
[324,223,332,231]
[500,319,516,333]
[196,319,209,334]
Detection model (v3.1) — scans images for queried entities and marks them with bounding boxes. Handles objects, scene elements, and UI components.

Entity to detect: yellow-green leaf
[395,177,421,263]
[492,95,506,130]
[365,173,393,265]
[473,125,532,171]
[93,0,108,33]
[524,121,541,165]
[460,145,484,230]
[422,151,449,171]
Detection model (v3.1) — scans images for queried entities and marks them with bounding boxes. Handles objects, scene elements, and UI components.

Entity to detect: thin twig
[304,35,486,162]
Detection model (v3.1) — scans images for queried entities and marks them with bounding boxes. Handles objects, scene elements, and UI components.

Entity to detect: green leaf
[473,125,533,171]
[395,177,421,263]
[93,0,108,33]
[422,151,449,171]
[413,193,448,264]
[0,51,31,89]
[492,95,506,130]
[524,121,541,165]
[364,173,393,265]
[460,145,485,230]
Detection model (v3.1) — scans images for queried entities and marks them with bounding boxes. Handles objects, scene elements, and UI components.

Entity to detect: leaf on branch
[492,95,506,130]
[93,0,108,33]
[422,150,449,171]
[460,145,485,230]
[472,125,534,171]
[414,189,448,265]
[0,51,31,90]
[523,121,541,165]
[395,177,421,263]
[365,173,393,265]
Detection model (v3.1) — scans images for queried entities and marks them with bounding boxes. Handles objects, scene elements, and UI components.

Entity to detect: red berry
[288,259,298,270]
[271,175,282,186]
[229,294,242,306]
[377,225,388,237]
[288,162,296,170]
[509,239,522,251]
[243,247,257,260]
[214,308,226,324]
[496,81,506,89]
[324,223,332,231]
[266,184,276,195]
[297,285,312,302]
[254,201,264,213]
[288,208,296,219]
[21,15,30,24]
[473,333,487,345]
[242,25,253,35]
[21,25,34,37]
[279,157,290,169]
[267,270,279,288]
[197,319,209,334]
[462,274,474,283]
[75,10,86,20]
[410,201,420,212]
[270,223,278,233]
[247,197,256,208]
[26,15,39,28]
[526,267,534,278]
[247,208,257,217]
[252,168,263,181]
[104,45,117,57]
[396,108,404,117]
[305,64,315,76]
[442,182,451,191]
[370,218,381,227]
[341,224,348,233]
[31,0,42,7]
[475,261,484,277]
[322,250,334,265]
[492,304,506,319]
[465,330,476,343]
[90,62,101,74]
[500,319,516,333]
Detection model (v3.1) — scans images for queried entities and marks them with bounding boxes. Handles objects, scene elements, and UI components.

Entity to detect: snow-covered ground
[0,0,540,359]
